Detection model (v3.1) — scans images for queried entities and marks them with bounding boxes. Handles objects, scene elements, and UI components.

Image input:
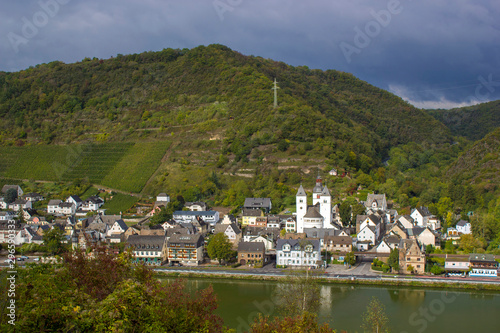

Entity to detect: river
[164,277,500,332]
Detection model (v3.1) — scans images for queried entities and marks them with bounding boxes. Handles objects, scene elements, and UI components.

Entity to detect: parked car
[17,257,24,261]
[33,257,40,261]
[4,259,14,264]
[20,255,29,260]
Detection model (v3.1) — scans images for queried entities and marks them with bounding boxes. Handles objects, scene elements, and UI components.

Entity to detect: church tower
[320,185,332,228]
[296,185,307,232]
[312,174,323,206]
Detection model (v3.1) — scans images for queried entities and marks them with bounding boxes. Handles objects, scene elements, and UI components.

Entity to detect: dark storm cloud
[1,0,499,109]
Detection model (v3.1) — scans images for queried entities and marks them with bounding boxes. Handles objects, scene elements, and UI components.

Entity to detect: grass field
[101,141,170,193]
[101,192,139,215]
[0,141,169,193]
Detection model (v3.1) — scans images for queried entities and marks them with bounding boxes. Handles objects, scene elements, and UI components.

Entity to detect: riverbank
[155,269,500,292]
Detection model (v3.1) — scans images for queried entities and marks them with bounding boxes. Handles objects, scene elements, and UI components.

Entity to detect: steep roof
[321,185,331,196]
[296,185,306,196]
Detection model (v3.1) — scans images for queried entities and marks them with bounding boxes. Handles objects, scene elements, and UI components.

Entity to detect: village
[0,178,498,279]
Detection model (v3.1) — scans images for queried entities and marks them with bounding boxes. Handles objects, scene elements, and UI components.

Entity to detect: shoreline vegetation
[155,270,500,292]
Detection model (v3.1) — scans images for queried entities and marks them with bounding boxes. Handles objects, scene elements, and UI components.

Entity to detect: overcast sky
[1,0,499,109]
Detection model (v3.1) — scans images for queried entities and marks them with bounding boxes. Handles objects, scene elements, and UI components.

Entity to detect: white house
[172,210,219,225]
[276,239,322,268]
[214,223,242,246]
[157,193,170,202]
[81,196,105,211]
[47,200,63,214]
[66,195,83,209]
[0,211,17,221]
[410,207,436,228]
[359,215,381,240]
[397,215,415,229]
[456,220,471,234]
[284,217,296,233]
[357,225,377,246]
[375,240,392,253]
[9,199,32,212]
[107,219,128,237]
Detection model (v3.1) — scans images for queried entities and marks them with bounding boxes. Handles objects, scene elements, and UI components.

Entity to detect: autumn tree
[0,246,226,332]
[273,271,322,317]
[361,297,390,333]
[250,312,335,333]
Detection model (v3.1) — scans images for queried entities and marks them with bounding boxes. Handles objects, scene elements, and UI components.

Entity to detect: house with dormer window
[127,235,167,265]
[276,239,321,268]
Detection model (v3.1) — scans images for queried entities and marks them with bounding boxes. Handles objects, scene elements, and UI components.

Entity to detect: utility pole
[272,78,279,108]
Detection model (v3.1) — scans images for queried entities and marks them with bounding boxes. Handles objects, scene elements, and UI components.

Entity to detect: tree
[207,233,234,264]
[459,234,484,253]
[430,265,444,275]
[250,312,335,333]
[351,203,366,225]
[1,246,225,332]
[273,271,322,317]
[361,297,390,333]
[407,265,414,274]
[43,227,66,255]
[339,201,352,226]
[4,188,18,204]
[387,248,399,272]
[344,251,356,266]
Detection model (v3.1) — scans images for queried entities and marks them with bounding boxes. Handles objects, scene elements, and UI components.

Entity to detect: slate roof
[303,228,338,239]
[1,185,21,194]
[127,235,165,249]
[321,185,331,196]
[214,223,241,235]
[241,208,263,217]
[167,233,204,247]
[365,193,386,208]
[414,206,432,217]
[244,198,272,208]
[48,199,62,206]
[238,241,265,252]
[173,210,217,216]
[296,185,306,196]
[325,235,352,246]
[113,219,128,231]
[456,220,469,227]
[276,239,321,252]
[68,195,83,204]
[304,206,323,219]
[469,253,497,264]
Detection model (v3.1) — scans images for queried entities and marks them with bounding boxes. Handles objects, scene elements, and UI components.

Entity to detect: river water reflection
[163,277,500,332]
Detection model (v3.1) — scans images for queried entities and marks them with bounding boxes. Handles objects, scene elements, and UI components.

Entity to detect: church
[295,175,334,232]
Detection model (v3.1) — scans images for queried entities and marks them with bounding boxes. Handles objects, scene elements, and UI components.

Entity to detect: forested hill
[427,100,500,141]
[0,44,451,164]
[447,127,500,189]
